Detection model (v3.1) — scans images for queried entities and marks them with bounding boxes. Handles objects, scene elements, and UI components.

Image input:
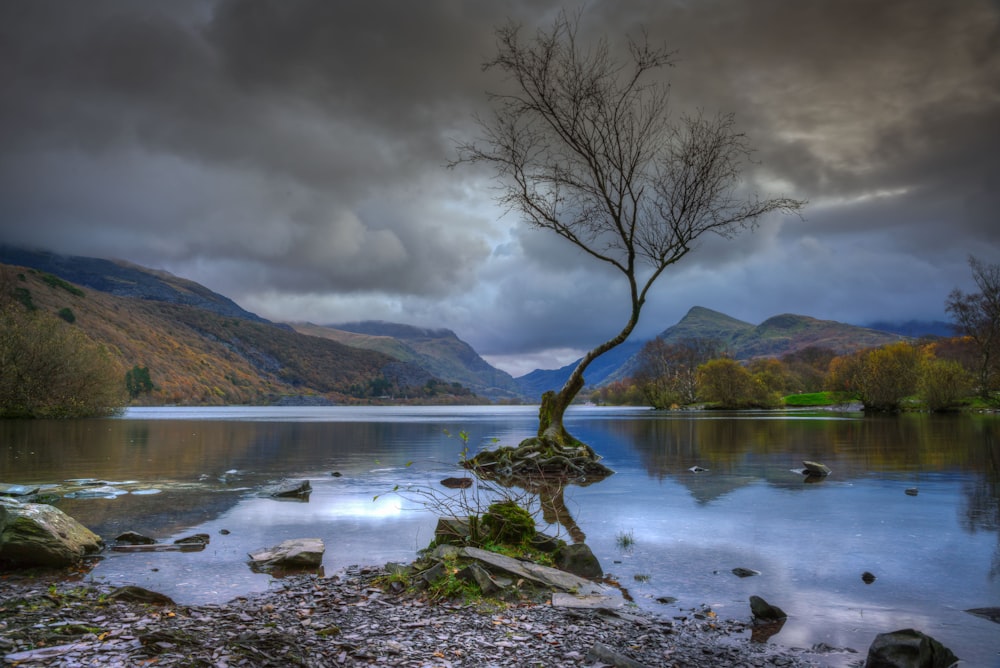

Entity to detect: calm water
[1,406,998,667]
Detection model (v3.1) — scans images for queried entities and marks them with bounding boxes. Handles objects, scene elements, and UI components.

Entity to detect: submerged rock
[0,498,104,568]
[732,567,761,578]
[265,479,312,498]
[115,531,157,545]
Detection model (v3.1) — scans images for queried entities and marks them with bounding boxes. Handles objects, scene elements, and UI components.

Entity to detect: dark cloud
[1,0,998,376]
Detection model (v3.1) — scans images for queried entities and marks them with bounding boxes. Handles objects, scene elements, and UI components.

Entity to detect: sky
[2,0,999,377]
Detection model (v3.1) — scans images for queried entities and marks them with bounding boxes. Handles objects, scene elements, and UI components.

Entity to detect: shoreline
[1,565,830,667]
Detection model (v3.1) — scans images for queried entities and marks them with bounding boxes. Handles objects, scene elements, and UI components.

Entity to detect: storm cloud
[1,0,998,375]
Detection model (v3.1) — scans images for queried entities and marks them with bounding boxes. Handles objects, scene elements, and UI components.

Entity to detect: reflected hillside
[577,412,1000,504]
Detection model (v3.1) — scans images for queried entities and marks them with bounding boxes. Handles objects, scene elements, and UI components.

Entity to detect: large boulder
[0,498,104,568]
[864,628,959,668]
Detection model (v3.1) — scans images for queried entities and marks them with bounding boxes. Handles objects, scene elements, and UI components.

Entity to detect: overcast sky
[2,0,998,376]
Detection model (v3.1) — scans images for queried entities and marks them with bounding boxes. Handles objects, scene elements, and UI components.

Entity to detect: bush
[0,306,127,418]
[57,307,75,323]
[919,358,974,411]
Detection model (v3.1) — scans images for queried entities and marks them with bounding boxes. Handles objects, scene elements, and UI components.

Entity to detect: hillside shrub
[0,306,126,418]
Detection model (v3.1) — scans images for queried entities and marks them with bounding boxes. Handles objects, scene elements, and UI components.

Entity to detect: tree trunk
[534,311,640,449]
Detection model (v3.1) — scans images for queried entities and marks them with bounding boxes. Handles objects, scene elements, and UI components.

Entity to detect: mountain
[0,245,270,324]
[862,319,955,338]
[0,252,468,405]
[290,321,525,401]
[528,306,912,391]
[516,338,645,398]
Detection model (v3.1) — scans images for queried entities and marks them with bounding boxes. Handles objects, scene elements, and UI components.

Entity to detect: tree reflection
[469,464,611,544]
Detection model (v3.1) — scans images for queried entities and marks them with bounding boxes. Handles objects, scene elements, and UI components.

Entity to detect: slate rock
[864,628,959,668]
[248,537,324,572]
[115,530,157,545]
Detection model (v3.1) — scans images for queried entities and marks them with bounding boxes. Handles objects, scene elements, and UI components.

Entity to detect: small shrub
[57,307,75,323]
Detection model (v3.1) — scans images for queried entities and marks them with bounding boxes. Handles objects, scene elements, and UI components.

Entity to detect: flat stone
[459,546,607,595]
[0,484,40,497]
[248,537,324,572]
[551,592,624,610]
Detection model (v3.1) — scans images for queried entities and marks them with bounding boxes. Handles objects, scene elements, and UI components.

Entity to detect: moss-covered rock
[0,498,104,568]
[482,501,536,545]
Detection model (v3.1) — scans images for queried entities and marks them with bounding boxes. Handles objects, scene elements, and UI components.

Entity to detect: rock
[110,542,206,553]
[586,641,651,667]
[0,498,103,568]
[174,533,210,545]
[749,595,787,623]
[459,546,609,596]
[905,488,919,496]
[108,585,175,605]
[529,531,564,553]
[456,562,502,595]
[862,571,877,584]
[802,461,831,476]
[551,592,624,610]
[265,479,312,498]
[115,530,157,545]
[553,542,603,578]
[732,567,761,578]
[248,537,324,572]
[688,466,708,473]
[864,628,959,668]
[0,483,41,497]
[434,516,472,546]
[965,607,1000,624]
[440,477,473,489]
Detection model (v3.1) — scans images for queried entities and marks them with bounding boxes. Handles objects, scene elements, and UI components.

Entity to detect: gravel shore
[0,566,835,667]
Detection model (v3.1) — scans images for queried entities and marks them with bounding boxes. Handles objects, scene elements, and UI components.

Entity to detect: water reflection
[2,408,1000,667]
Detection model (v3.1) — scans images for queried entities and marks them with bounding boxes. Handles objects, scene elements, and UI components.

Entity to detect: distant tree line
[594,256,1000,413]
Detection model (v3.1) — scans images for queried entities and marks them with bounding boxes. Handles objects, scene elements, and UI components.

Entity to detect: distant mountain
[528,306,913,391]
[0,245,271,324]
[516,339,645,399]
[290,321,525,401]
[862,319,955,338]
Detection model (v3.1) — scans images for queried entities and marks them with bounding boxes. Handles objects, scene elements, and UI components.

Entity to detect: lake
[1,405,998,667]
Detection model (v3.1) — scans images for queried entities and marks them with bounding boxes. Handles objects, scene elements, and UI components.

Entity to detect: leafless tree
[454,11,804,449]
[947,255,1000,400]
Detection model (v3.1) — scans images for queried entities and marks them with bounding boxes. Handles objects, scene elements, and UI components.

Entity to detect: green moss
[482,501,535,545]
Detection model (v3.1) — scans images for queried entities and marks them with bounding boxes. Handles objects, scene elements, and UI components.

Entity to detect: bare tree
[947,255,1000,400]
[454,12,804,450]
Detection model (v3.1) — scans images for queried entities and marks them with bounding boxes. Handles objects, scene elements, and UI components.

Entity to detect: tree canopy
[455,11,804,448]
